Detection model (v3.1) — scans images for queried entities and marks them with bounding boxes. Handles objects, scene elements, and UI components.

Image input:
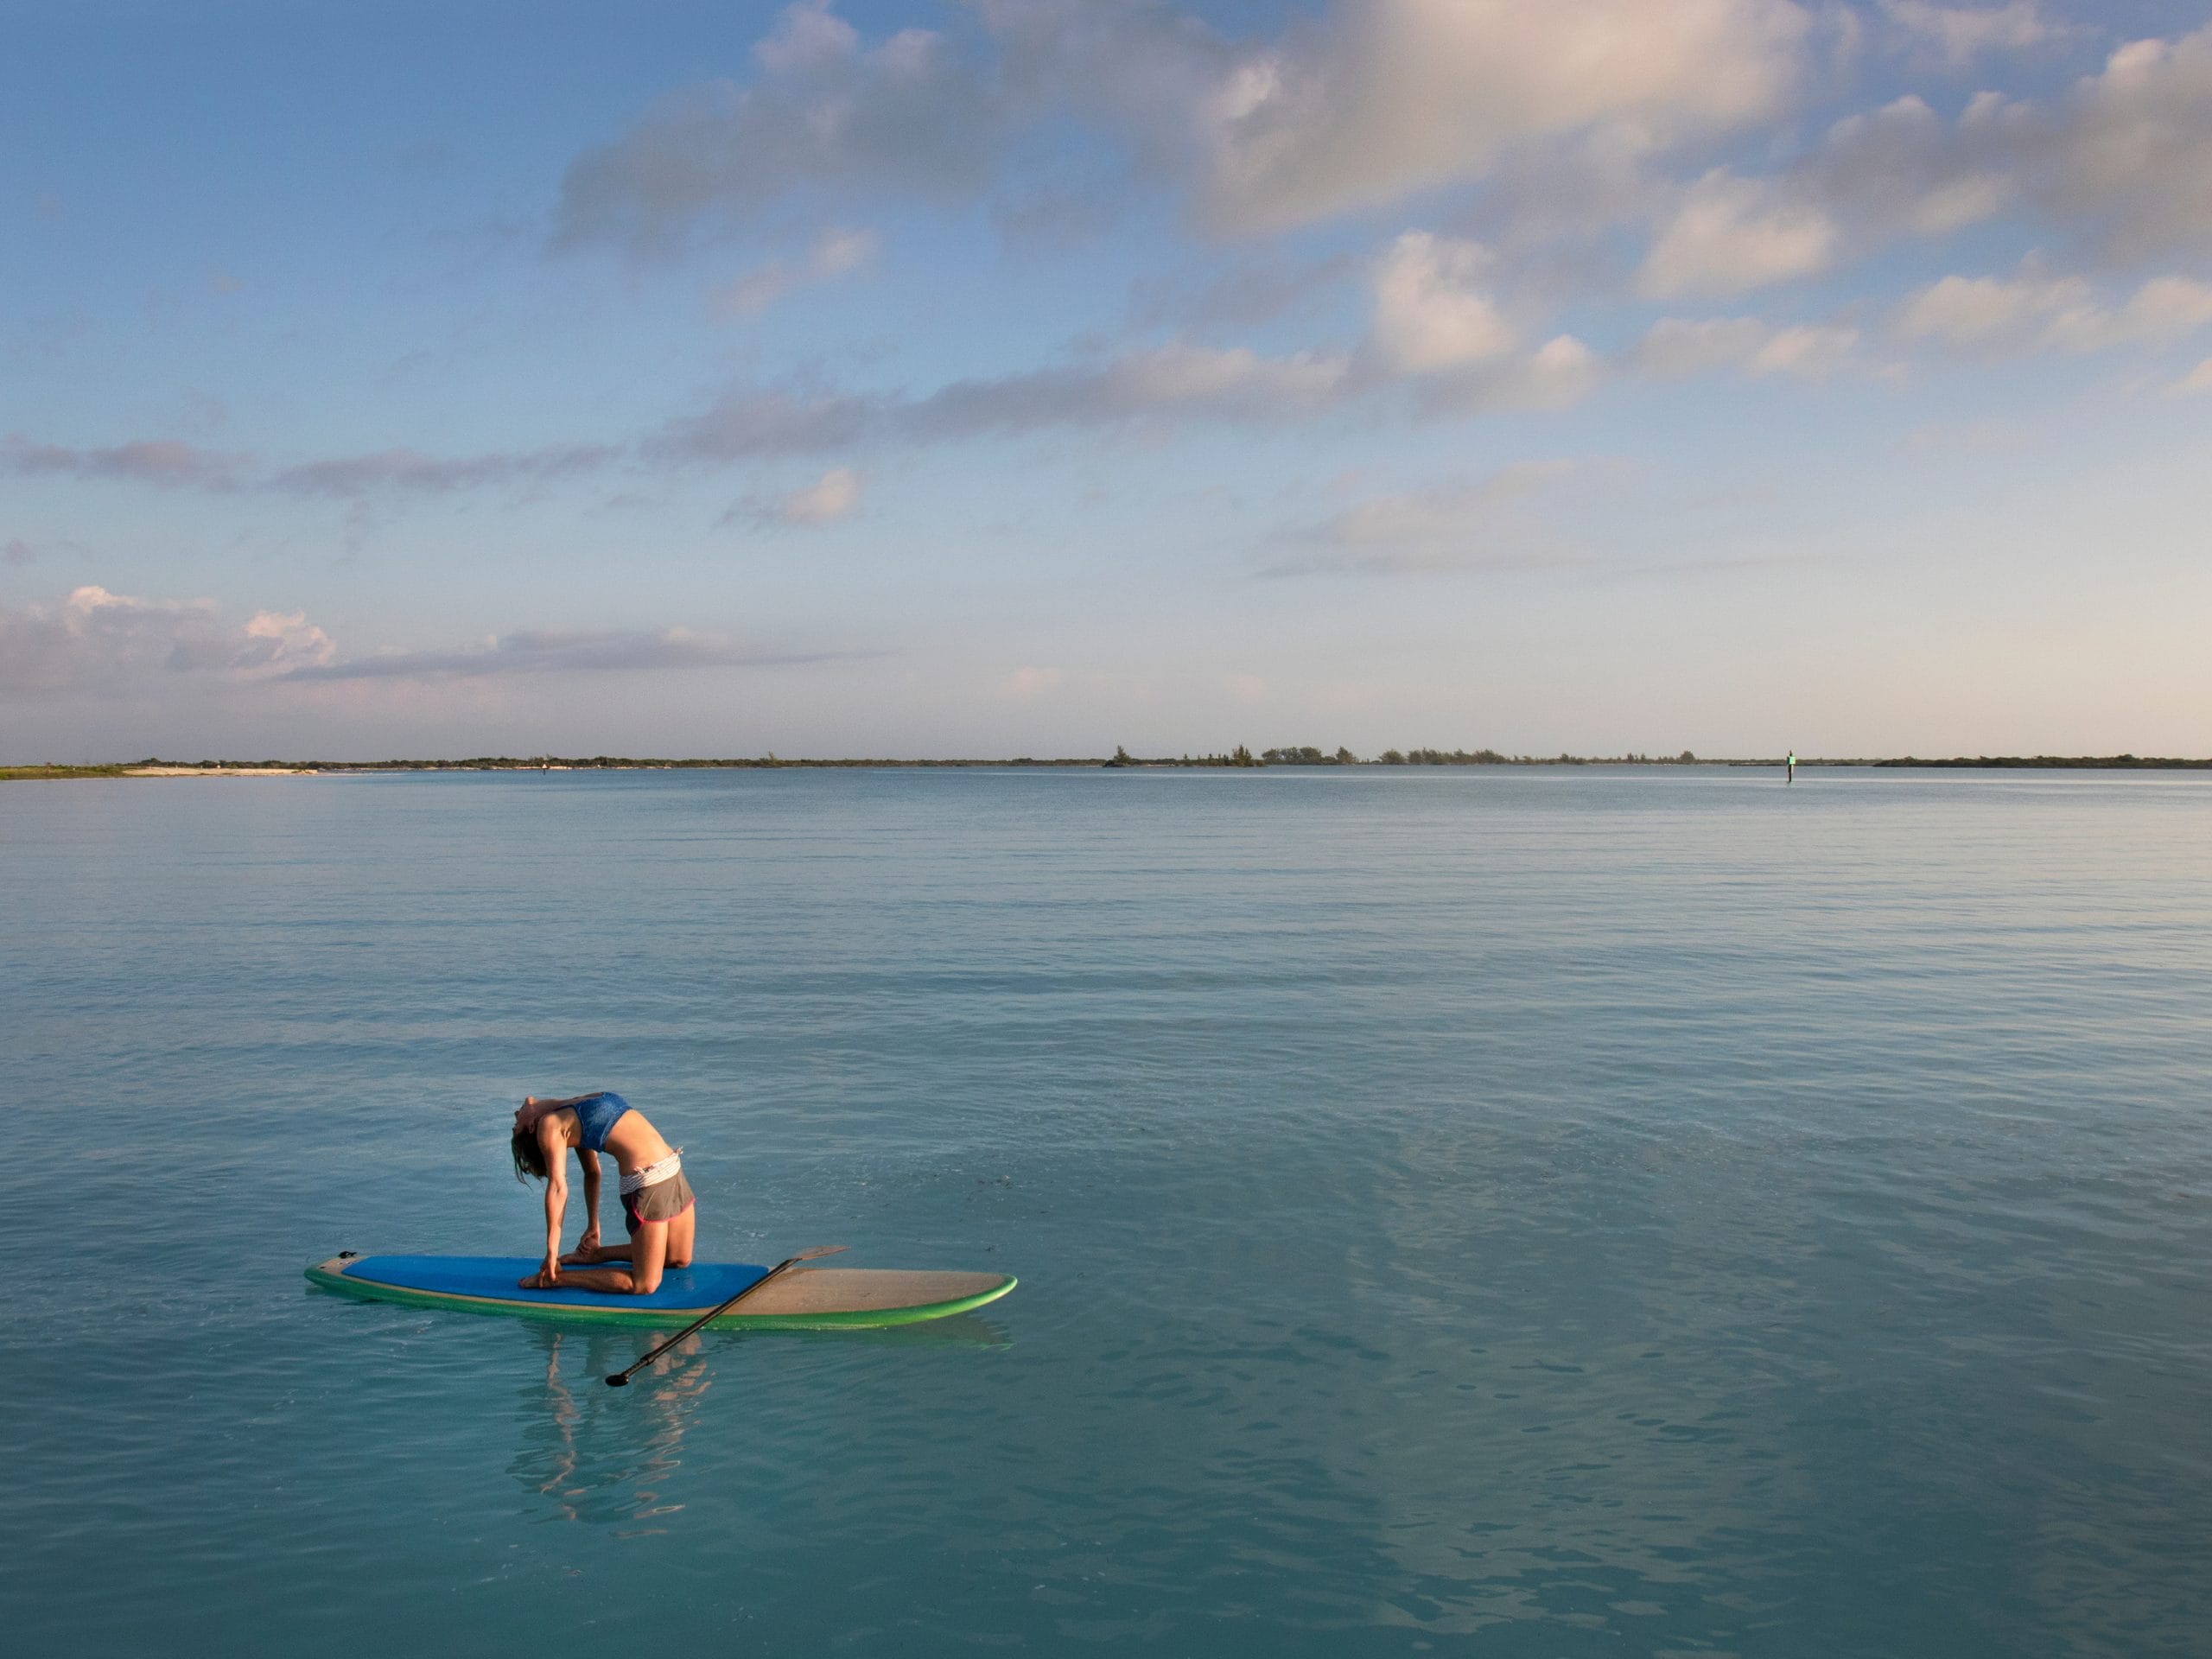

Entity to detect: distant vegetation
[1300,747,1699,766]
[10,750,2208,779]
[1103,746,1258,766]
[6,754,1115,774]
[1872,754,2212,769]
[1120,746,1705,767]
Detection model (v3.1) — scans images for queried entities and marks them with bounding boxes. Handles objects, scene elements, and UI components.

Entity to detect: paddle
[605,1245,849,1387]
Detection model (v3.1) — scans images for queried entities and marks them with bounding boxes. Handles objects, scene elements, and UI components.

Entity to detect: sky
[4,0,2211,760]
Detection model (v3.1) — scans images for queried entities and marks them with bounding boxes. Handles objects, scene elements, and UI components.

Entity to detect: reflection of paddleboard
[306,1254,1014,1329]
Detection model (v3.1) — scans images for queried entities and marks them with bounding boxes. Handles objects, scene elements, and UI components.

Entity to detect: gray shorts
[620,1171,696,1233]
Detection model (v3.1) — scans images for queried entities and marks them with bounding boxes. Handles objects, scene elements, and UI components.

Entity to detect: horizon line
[9,752,2212,778]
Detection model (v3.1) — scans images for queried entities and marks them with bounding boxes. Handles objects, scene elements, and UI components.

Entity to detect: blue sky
[4,0,2210,760]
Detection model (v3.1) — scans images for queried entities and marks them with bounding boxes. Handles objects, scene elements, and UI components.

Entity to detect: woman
[511,1090,696,1294]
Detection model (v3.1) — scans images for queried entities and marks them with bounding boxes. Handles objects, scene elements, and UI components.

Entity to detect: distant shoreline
[6,752,2209,781]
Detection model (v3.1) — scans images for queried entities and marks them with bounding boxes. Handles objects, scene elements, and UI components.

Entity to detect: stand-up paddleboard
[306,1253,1014,1330]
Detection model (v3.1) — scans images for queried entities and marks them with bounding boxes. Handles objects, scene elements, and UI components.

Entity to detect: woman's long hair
[512,1125,549,1182]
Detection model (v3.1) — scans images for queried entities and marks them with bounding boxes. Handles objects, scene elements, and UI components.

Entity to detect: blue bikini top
[570,1091,632,1152]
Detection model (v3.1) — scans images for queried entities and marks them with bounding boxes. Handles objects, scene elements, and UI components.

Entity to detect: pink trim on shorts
[621,1194,696,1230]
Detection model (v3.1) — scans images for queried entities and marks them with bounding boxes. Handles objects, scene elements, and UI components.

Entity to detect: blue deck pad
[339,1255,768,1310]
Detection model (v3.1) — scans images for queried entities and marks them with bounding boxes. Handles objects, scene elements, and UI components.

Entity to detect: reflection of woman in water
[517,1327,712,1529]
[531,1332,582,1517]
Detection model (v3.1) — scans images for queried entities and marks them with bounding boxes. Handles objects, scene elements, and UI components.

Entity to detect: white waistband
[620,1150,682,1195]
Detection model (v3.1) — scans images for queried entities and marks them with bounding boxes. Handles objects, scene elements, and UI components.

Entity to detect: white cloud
[285,628,825,682]
[0,586,334,696]
[1636,316,1775,374]
[2178,355,2212,392]
[1745,322,1861,376]
[1811,96,2012,240]
[656,342,1361,461]
[2050,29,2212,257]
[715,226,880,315]
[554,0,1819,246]
[1637,169,1840,298]
[752,0,860,75]
[658,344,1361,459]
[1108,344,1351,410]
[1370,232,1516,372]
[976,0,1236,175]
[1895,266,2212,353]
[721,265,815,320]
[1621,94,2006,302]
[550,4,2212,285]
[911,341,1355,435]
[1,434,620,499]
[1599,23,2212,298]
[2042,275,2212,350]
[1,435,244,489]
[1790,29,2212,267]
[556,2,998,250]
[270,443,617,497]
[1895,270,2088,346]
[658,315,1624,460]
[1634,316,1859,377]
[1410,334,1604,417]
[1202,0,1812,231]
[1881,2,2066,67]
[810,226,877,276]
[1515,335,1604,408]
[652,388,874,460]
[0,587,843,700]
[766,467,864,524]
[238,609,338,672]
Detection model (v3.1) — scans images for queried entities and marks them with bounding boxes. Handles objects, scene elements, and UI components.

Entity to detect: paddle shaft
[604,1245,848,1385]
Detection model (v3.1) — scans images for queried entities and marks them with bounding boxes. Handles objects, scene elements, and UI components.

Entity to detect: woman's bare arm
[577,1149,602,1251]
[537,1117,569,1281]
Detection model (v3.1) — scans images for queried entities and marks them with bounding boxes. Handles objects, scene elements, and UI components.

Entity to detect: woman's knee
[629,1224,672,1293]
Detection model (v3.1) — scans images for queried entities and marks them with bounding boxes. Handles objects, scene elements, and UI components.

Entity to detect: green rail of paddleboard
[305,1259,1016,1330]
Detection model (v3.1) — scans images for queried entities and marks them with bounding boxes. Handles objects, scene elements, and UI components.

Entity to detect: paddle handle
[605,1245,847,1386]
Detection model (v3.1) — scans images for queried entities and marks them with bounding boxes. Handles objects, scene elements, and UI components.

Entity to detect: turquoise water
[3,767,2209,1656]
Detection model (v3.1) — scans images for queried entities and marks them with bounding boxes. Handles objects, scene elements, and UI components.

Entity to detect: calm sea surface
[3,767,2208,1656]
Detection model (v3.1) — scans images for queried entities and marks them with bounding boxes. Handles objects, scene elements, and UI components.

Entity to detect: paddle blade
[605,1373,630,1387]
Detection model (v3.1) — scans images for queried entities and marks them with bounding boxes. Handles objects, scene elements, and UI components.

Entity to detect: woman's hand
[563,1227,603,1265]
[518,1255,562,1289]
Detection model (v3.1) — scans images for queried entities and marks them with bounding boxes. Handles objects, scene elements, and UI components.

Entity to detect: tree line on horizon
[1111,746,1703,767]
[14,747,1711,776]
[16,752,2209,781]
